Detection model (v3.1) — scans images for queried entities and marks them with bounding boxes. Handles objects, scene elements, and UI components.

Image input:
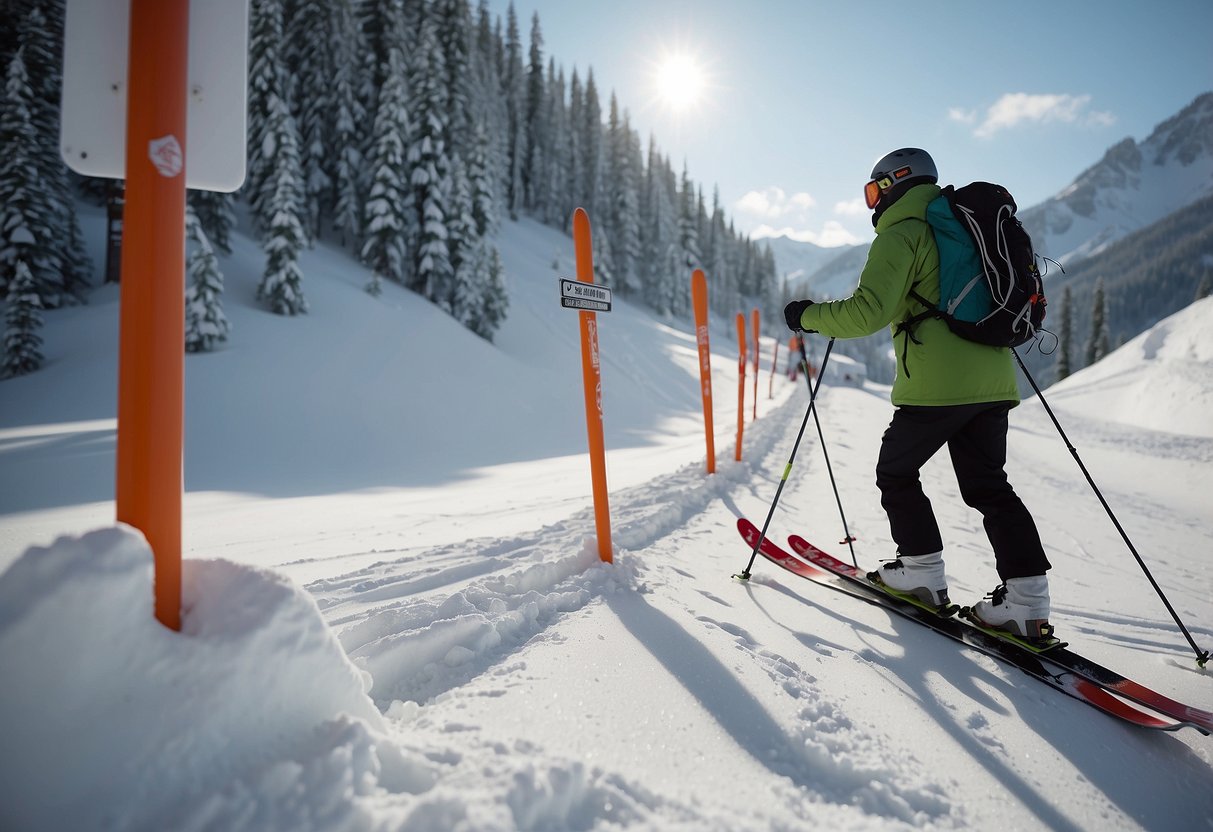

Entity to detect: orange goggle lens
[864,180,881,209]
[864,175,895,209]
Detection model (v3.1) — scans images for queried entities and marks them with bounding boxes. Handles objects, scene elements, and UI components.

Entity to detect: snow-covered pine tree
[757,243,779,326]
[468,122,499,238]
[18,4,89,304]
[408,15,454,307]
[638,136,659,312]
[446,157,479,326]
[434,0,474,159]
[3,258,43,376]
[575,78,612,287]
[328,0,369,249]
[729,220,748,312]
[284,0,334,244]
[623,116,647,281]
[472,0,510,216]
[677,164,702,279]
[355,0,391,159]
[439,178,503,339]
[579,70,603,223]
[256,91,308,315]
[1084,277,1109,367]
[502,3,525,220]
[703,187,728,313]
[695,186,710,267]
[188,190,236,255]
[0,47,61,305]
[679,164,708,317]
[360,0,407,91]
[522,11,547,210]
[184,205,231,352]
[698,186,713,283]
[635,132,654,300]
[478,245,508,341]
[564,70,585,227]
[360,45,413,296]
[245,0,290,235]
[1055,285,1073,381]
[591,213,614,288]
[640,141,680,316]
[605,96,641,296]
[539,61,568,227]
[586,90,618,287]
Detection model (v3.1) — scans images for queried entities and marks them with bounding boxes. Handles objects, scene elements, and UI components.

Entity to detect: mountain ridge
[1020,91,1213,264]
[774,91,1213,298]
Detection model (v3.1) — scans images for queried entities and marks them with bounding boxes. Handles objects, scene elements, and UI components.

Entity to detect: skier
[782,148,1055,643]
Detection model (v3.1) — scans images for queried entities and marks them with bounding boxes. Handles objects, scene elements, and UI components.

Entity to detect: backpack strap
[892,287,942,379]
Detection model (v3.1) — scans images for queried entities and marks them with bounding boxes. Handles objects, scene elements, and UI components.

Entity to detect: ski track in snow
[311,384,791,704]
[300,388,971,829]
[281,366,1213,832]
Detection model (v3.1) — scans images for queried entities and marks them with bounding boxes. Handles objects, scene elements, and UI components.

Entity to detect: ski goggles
[863,176,892,209]
[863,166,914,209]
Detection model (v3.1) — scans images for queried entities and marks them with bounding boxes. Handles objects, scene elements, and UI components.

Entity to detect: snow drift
[0,525,434,831]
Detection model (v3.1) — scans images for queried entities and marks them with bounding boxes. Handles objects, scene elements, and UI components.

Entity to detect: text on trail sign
[559,278,612,312]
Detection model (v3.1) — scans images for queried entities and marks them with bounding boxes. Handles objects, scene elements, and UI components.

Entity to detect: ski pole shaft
[798,338,857,567]
[1013,349,1210,666]
[737,337,835,580]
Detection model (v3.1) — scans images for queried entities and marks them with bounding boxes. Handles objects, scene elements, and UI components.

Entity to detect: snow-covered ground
[1,207,1211,831]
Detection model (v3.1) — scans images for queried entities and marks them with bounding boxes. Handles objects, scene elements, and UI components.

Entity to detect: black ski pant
[875,401,1050,581]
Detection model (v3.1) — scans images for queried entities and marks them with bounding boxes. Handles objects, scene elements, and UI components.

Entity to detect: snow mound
[0,525,430,831]
[1045,296,1213,437]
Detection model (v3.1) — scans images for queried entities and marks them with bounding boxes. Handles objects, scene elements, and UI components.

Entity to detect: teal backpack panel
[925,196,993,323]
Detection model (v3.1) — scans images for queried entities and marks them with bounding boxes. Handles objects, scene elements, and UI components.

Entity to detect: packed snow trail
[3,379,1212,829]
[288,380,1213,831]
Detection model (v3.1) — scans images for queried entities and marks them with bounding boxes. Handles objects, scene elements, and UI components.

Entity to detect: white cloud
[948,107,977,125]
[737,188,866,248]
[833,197,868,218]
[735,186,817,220]
[959,93,1116,138]
[750,221,862,248]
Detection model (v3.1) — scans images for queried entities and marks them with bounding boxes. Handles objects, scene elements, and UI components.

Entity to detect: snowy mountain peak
[1148,90,1213,167]
[1021,91,1213,264]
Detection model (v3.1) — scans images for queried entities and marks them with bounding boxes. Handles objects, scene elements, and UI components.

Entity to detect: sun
[653,53,706,114]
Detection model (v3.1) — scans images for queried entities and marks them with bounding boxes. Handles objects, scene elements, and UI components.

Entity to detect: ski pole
[1013,348,1210,668]
[735,337,835,581]
[798,337,857,567]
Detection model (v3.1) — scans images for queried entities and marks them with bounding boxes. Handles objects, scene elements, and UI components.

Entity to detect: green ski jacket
[798,184,1019,407]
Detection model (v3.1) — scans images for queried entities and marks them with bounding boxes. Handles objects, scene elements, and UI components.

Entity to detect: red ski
[785,529,1212,735]
[737,518,1207,734]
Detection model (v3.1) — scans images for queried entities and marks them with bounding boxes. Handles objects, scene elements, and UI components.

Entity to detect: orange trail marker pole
[115,0,189,631]
[735,312,746,461]
[751,308,760,420]
[769,339,779,399]
[690,269,715,474]
[572,208,612,563]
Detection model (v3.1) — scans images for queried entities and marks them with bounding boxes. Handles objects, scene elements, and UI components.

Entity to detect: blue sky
[488,0,1212,247]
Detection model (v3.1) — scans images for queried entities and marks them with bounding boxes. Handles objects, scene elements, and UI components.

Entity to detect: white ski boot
[968,576,1055,644]
[867,551,950,610]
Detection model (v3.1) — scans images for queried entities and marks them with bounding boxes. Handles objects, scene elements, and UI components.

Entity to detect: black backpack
[904,182,1047,348]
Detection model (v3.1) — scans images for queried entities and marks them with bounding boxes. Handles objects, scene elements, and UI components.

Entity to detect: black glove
[783,299,815,332]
